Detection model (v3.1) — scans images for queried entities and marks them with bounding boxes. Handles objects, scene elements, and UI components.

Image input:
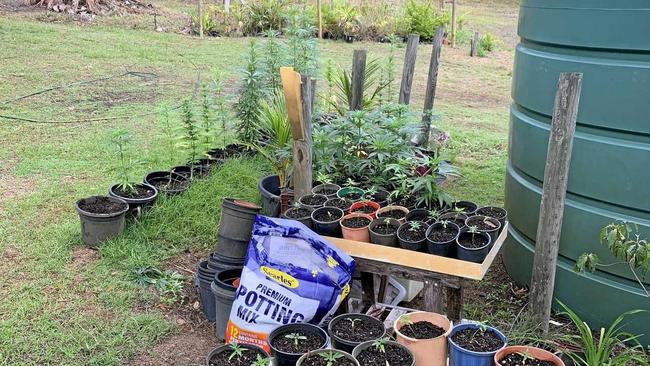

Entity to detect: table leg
[377,275,389,303]
[446,284,464,321]
[360,271,376,309]
[423,278,442,313]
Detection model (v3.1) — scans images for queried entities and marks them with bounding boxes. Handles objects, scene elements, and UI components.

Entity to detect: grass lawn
[0,1,517,364]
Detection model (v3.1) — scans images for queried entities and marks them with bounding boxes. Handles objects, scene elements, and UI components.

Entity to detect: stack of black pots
[195,198,261,340]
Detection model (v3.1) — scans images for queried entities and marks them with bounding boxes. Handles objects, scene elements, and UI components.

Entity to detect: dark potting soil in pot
[450,328,504,352]
[356,344,413,366]
[476,207,506,220]
[331,317,384,343]
[368,191,388,202]
[271,331,325,354]
[450,217,466,228]
[453,201,476,213]
[399,321,444,339]
[499,353,556,366]
[208,348,266,366]
[428,226,458,242]
[458,232,489,248]
[314,208,343,222]
[401,225,427,241]
[342,216,371,228]
[469,218,499,231]
[316,187,339,196]
[301,353,356,366]
[352,205,376,214]
[407,212,428,222]
[372,223,398,235]
[326,198,351,210]
[285,207,312,219]
[378,209,407,220]
[302,195,328,206]
[342,192,364,201]
[150,177,189,191]
[78,197,126,214]
[395,196,418,208]
[113,185,155,199]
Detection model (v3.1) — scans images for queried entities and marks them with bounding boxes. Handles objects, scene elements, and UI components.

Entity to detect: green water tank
[505,0,650,344]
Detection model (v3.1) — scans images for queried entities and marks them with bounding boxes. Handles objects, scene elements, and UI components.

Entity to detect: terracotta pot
[340,213,373,242]
[394,311,452,366]
[349,201,380,218]
[494,346,565,366]
[376,205,410,224]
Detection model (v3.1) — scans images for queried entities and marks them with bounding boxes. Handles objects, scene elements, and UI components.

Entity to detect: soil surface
[330,317,384,343]
[342,216,371,229]
[395,195,418,209]
[451,328,504,352]
[150,177,189,192]
[499,353,556,366]
[356,344,413,366]
[114,184,155,199]
[399,223,428,242]
[406,210,429,222]
[301,194,328,206]
[366,191,388,203]
[467,217,499,231]
[458,232,489,248]
[452,201,477,214]
[78,196,126,214]
[371,223,398,235]
[399,321,445,339]
[315,187,339,196]
[325,198,351,210]
[427,224,459,243]
[377,209,407,220]
[271,331,325,354]
[285,207,312,219]
[208,347,267,366]
[301,353,356,366]
[341,192,364,201]
[313,208,343,223]
[448,217,467,229]
[352,204,376,214]
[476,207,506,220]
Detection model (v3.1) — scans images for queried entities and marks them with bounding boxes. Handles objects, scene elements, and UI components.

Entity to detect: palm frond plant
[328,58,390,115]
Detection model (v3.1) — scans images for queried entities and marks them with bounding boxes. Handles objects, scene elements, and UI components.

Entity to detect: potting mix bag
[226,215,355,352]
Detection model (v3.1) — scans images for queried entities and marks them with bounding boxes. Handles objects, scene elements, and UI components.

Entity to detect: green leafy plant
[285,332,307,346]
[556,301,648,366]
[211,67,230,149]
[242,0,289,35]
[328,58,389,115]
[130,266,185,305]
[372,337,390,353]
[401,0,454,41]
[250,354,271,366]
[178,98,201,177]
[318,351,344,366]
[228,343,247,361]
[158,102,177,168]
[285,11,320,77]
[262,29,285,91]
[199,82,214,151]
[399,315,413,326]
[346,317,362,329]
[408,221,422,232]
[235,39,266,143]
[477,33,498,57]
[110,128,136,193]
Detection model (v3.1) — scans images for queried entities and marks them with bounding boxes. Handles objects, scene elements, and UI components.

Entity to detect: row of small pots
[75,144,250,247]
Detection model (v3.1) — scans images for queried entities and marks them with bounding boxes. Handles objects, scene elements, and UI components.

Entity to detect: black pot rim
[396,222,430,244]
[205,343,270,365]
[299,194,329,207]
[475,206,508,219]
[259,174,282,198]
[456,230,491,250]
[352,339,415,365]
[324,198,352,210]
[214,268,242,291]
[465,215,502,234]
[426,221,460,244]
[297,349,357,366]
[452,200,479,215]
[368,218,400,235]
[75,195,129,218]
[269,323,329,356]
[328,313,386,347]
[109,183,158,204]
[311,206,344,224]
[282,205,314,220]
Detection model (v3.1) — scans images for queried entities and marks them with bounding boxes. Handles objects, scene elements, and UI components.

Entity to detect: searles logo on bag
[261,266,299,289]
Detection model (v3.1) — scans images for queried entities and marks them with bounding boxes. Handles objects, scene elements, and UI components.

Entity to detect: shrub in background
[242,0,290,35]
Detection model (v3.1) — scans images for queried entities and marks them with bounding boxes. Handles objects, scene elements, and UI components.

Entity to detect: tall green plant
[158,102,176,168]
[110,128,136,192]
[211,68,229,149]
[199,82,214,151]
[178,98,201,176]
[252,92,292,189]
[328,58,389,115]
[262,29,285,91]
[285,11,320,77]
[235,39,265,143]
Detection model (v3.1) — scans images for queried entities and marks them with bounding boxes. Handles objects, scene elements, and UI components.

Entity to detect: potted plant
[299,194,329,209]
[352,338,415,366]
[426,220,460,257]
[337,186,365,201]
[465,215,501,244]
[394,312,452,366]
[177,98,206,180]
[312,173,341,198]
[311,206,345,237]
[325,197,352,212]
[397,221,429,252]
[369,218,401,247]
[456,226,492,263]
[452,201,478,216]
[143,171,189,196]
[282,203,315,229]
[439,211,468,230]
[349,201,380,218]
[405,208,429,222]
[376,205,409,223]
[364,186,390,207]
[206,342,271,366]
[494,346,565,366]
[475,206,507,233]
[107,129,158,214]
[269,323,328,366]
[297,349,359,366]
[448,322,506,366]
[340,213,373,241]
[328,313,386,354]
[75,196,129,247]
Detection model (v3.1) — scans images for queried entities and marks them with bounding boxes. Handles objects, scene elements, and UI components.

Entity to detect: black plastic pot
[396,222,430,252]
[352,340,415,366]
[405,208,429,222]
[311,206,344,237]
[108,183,158,216]
[75,196,129,247]
[259,175,281,217]
[368,218,400,247]
[298,194,328,210]
[196,260,218,321]
[465,215,501,245]
[217,198,261,260]
[324,197,352,212]
[205,343,270,366]
[172,164,209,179]
[475,206,508,233]
[281,205,315,229]
[425,222,460,257]
[456,230,492,263]
[207,147,227,160]
[366,189,390,207]
[143,170,189,195]
[439,212,468,230]
[328,313,386,354]
[297,349,359,366]
[269,323,329,366]
[312,183,341,198]
[207,252,245,272]
[197,157,221,171]
[211,268,241,340]
[451,200,479,216]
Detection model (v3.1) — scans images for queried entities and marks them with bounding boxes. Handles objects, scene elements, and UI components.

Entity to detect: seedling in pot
[452,206,466,216]
[515,351,535,365]
[439,219,450,228]
[285,332,308,346]
[372,337,390,353]
[317,172,334,185]
[347,317,363,330]
[250,354,271,366]
[228,343,247,361]
[428,209,441,222]
[398,315,413,326]
[468,225,480,245]
[408,221,422,233]
[110,128,137,194]
[318,351,344,366]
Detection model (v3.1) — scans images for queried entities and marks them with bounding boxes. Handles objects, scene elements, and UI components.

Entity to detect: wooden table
[325,222,508,321]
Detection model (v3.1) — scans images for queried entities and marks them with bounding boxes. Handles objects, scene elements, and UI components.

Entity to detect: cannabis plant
[110,128,136,193]
[262,29,285,91]
[178,98,201,177]
[199,82,214,151]
[211,68,230,149]
[235,39,265,143]
[157,102,177,169]
[285,11,320,77]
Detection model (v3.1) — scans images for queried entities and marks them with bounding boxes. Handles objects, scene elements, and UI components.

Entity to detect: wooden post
[351,49,367,110]
[317,0,323,39]
[470,31,479,57]
[224,0,230,13]
[398,34,420,105]
[413,26,445,147]
[290,75,314,198]
[451,0,457,47]
[529,72,583,333]
[198,0,204,38]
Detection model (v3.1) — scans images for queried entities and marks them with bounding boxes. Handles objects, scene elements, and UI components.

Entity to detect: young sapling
[228,343,247,361]
[285,332,307,347]
[110,128,136,193]
[318,351,344,366]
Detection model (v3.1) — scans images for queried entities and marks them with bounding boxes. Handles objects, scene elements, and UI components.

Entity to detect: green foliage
[401,0,453,41]
[199,82,214,151]
[178,98,201,170]
[372,337,390,353]
[228,343,247,361]
[110,128,136,192]
[323,58,336,112]
[211,68,230,149]
[318,351,344,366]
[129,266,185,306]
[321,0,361,39]
[285,332,307,346]
[477,33,498,57]
[235,40,266,143]
[191,4,244,36]
[556,301,649,366]
[285,12,320,77]
[158,102,177,168]
[251,354,271,366]
[261,29,285,91]
[328,58,389,115]
[242,0,290,35]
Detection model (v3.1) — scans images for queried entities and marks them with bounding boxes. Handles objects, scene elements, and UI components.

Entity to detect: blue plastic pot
[448,323,507,366]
